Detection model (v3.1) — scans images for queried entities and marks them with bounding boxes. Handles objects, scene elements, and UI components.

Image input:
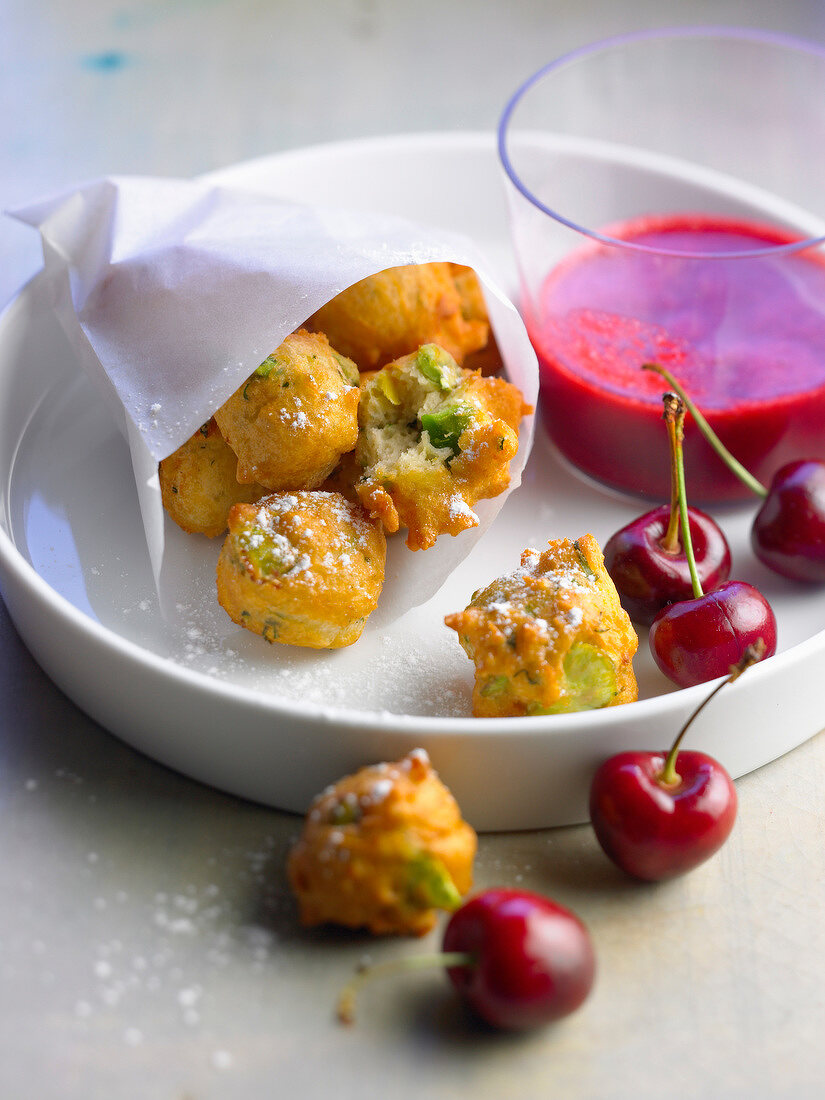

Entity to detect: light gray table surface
[2,2,825,1097]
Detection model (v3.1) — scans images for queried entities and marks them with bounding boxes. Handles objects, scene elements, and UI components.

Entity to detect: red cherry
[751,459,825,581]
[649,580,776,688]
[604,504,731,626]
[442,889,595,1030]
[337,888,595,1031]
[618,386,776,688]
[604,392,731,625]
[589,749,737,881]
[589,644,762,881]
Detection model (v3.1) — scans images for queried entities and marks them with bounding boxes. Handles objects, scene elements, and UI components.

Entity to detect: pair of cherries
[603,367,807,687]
[608,363,825,685]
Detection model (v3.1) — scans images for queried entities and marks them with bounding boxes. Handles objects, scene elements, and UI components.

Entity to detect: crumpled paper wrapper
[13,175,537,627]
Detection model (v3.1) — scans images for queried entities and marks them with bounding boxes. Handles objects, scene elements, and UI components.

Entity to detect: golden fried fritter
[450,264,503,375]
[445,534,638,717]
[307,262,489,371]
[287,749,477,936]
[213,330,359,490]
[158,419,265,538]
[355,344,532,551]
[450,264,487,325]
[216,490,386,649]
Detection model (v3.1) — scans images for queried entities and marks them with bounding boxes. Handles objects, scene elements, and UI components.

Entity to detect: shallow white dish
[1,132,823,831]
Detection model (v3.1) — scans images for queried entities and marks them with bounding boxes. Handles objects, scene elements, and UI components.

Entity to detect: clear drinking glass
[498,28,825,502]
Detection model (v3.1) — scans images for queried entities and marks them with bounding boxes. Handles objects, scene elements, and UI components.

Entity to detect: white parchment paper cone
[13,175,538,625]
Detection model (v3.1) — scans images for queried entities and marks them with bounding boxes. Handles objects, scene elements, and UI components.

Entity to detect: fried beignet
[449,264,503,375]
[355,344,532,551]
[445,534,638,718]
[213,330,359,489]
[158,419,265,538]
[216,490,386,649]
[287,749,477,936]
[307,262,489,371]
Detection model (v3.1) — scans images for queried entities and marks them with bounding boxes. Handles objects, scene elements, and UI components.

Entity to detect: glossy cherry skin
[648,580,777,688]
[589,749,737,881]
[751,459,825,582]
[442,888,595,1030]
[604,505,731,626]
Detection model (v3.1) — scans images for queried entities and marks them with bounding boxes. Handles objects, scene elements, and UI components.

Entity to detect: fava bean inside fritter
[355,343,532,551]
[445,534,638,717]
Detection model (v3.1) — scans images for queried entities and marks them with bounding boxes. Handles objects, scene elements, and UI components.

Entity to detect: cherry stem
[642,363,768,499]
[658,639,768,787]
[660,393,682,554]
[666,392,703,600]
[336,950,473,1025]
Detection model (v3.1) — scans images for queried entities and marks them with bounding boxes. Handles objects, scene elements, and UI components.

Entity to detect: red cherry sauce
[527,215,825,502]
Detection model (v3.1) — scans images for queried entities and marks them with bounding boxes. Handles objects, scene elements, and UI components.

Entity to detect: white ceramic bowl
[1,133,822,830]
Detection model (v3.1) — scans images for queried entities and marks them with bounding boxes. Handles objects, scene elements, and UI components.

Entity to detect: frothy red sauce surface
[529,214,825,502]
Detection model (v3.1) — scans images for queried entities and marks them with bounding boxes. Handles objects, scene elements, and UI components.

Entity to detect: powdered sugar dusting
[449,496,476,521]
[7,819,297,1074]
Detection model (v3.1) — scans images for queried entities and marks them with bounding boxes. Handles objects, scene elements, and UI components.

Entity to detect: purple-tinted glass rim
[498,26,825,260]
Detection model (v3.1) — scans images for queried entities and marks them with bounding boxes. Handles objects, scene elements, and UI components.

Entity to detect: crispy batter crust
[216,490,386,648]
[214,330,359,489]
[287,750,477,936]
[158,419,265,538]
[445,534,638,717]
[307,263,490,371]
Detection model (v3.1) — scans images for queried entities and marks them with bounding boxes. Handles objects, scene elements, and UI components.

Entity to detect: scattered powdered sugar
[58,836,287,1065]
[279,408,309,429]
[244,495,373,589]
[212,1050,234,1071]
[553,572,592,595]
[367,777,393,803]
[448,496,476,521]
[290,552,312,575]
[123,1027,143,1046]
[155,594,474,716]
[256,495,299,523]
[487,600,513,615]
[117,497,478,716]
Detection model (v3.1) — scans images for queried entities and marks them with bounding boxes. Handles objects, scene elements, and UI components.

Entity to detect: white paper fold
[13,175,538,625]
